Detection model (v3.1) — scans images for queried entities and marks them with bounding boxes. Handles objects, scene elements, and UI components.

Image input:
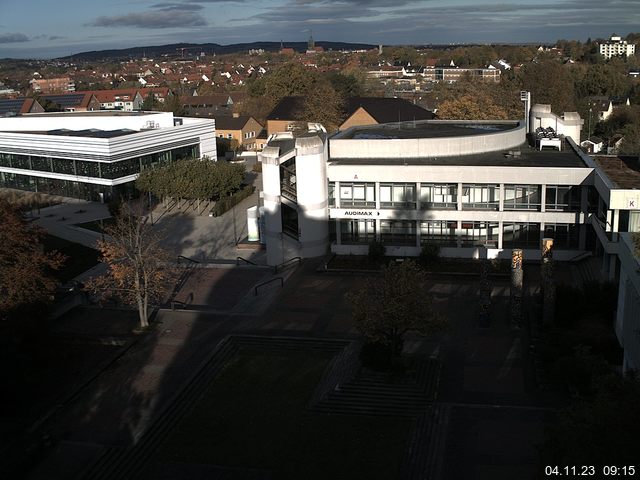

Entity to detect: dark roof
[344,97,435,124]
[181,94,232,107]
[336,121,514,140]
[215,115,257,130]
[41,94,90,108]
[16,128,138,138]
[593,155,640,189]
[0,98,28,116]
[267,96,436,125]
[267,96,305,120]
[330,145,588,169]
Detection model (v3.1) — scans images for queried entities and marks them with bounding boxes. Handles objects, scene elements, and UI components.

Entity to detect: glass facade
[340,219,376,244]
[503,222,541,248]
[280,158,296,202]
[420,220,457,246]
[0,144,199,200]
[544,223,579,249]
[504,185,541,210]
[380,183,416,209]
[420,183,457,209]
[380,220,416,245]
[545,185,581,211]
[461,184,499,210]
[459,221,500,246]
[339,182,375,208]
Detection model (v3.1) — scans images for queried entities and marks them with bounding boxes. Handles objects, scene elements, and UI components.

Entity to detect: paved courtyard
[6,257,566,480]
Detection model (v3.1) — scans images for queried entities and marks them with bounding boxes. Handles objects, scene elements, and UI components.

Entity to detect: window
[420,183,457,209]
[227,134,233,139]
[380,183,416,209]
[420,220,457,246]
[340,219,376,244]
[544,223,578,249]
[280,158,297,202]
[503,223,541,248]
[504,185,541,210]
[545,185,580,211]
[460,221,499,246]
[339,182,375,207]
[380,220,416,245]
[461,184,499,210]
[282,203,299,239]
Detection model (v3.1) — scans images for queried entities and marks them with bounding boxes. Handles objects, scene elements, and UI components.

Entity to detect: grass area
[42,234,100,283]
[74,217,115,233]
[154,347,412,479]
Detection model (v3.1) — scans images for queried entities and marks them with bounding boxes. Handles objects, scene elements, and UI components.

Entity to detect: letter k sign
[629,200,636,208]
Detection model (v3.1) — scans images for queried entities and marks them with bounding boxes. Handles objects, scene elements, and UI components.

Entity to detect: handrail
[236,256,257,266]
[177,255,199,264]
[171,300,186,310]
[254,277,283,295]
[274,256,302,273]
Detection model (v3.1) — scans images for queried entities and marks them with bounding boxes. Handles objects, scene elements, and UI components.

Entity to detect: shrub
[368,240,386,263]
[210,184,255,217]
[419,243,440,267]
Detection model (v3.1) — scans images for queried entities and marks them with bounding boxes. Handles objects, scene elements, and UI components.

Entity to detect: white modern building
[259,103,640,374]
[599,35,636,59]
[0,111,216,201]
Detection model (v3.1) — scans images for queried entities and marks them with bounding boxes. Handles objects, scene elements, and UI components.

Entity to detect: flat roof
[335,121,517,140]
[21,111,157,118]
[593,155,640,189]
[330,143,588,168]
[3,128,139,138]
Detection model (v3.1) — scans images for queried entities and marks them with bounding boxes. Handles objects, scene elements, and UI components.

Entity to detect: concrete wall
[330,121,526,159]
[530,104,583,143]
[0,111,175,131]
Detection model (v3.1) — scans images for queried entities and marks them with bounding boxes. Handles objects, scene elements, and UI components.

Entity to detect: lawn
[42,234,100,283]
[152,347,412,479]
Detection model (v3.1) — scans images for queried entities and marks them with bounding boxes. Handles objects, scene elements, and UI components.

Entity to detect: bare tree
[88,202,176,328]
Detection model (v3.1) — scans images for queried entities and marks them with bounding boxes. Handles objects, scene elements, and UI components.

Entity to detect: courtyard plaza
[7,251,570,480]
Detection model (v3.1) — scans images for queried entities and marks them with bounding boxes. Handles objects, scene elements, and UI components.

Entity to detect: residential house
[40,93,101,112]
[0,97,44,116]
[215,114,264,151]
[30,77,75,94]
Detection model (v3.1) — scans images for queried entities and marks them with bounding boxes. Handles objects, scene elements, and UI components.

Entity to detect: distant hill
[60,41,379,61]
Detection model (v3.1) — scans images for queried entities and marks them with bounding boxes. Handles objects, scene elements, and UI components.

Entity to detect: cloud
[0,33,29,43]
[49,35,67,40]
[89,10,207,29]
[150,2,204,11]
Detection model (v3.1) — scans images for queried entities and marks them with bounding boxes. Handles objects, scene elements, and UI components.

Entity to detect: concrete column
[261,147,284,266]
[294,135,329,259]
[510,249,523,328]
[499,183,505,212]
[540,184,546,213]
[612,209,620,241]
[416,218,421,248]
[375,181,381,210]
[416,182,421,211]
[606,210,613,232]
[457,183,463,211]
[498,221,504,249]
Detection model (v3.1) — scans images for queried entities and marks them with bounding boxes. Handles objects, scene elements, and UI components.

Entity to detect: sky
[0,0,639,58]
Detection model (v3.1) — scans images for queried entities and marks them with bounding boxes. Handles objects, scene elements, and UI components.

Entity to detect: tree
[347,260,446,365]
[140,93,160,111]
[0,200,64,317]
[88,204,175,328]
[521,60,576,114]
[437,93,510,120]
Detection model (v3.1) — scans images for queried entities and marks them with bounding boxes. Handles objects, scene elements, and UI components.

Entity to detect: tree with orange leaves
[89,203,176,328]
[0,200,64,317]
